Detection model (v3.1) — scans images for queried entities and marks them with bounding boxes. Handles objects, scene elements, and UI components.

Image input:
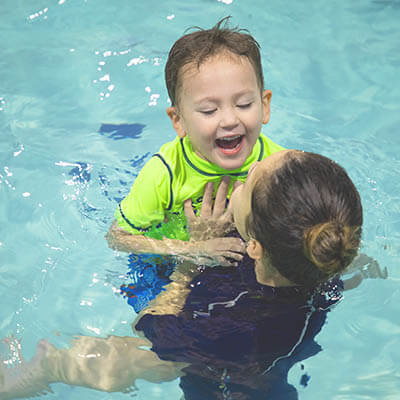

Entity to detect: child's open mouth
[215,135,244,154]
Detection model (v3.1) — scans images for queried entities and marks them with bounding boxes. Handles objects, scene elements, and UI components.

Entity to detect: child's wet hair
[247,151,363,286]
[165,16,264,106]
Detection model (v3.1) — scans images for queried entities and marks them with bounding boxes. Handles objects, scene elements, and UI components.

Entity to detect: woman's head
[230,150,363,287]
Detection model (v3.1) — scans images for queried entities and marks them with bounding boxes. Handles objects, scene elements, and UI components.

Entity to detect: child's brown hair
[165,16,264,106]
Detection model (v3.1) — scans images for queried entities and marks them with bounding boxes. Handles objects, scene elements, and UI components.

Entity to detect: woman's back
[135,254,343,399]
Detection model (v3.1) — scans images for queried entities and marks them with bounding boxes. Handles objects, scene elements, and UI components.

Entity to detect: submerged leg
[1,336,186,399]
[1,339,52,399]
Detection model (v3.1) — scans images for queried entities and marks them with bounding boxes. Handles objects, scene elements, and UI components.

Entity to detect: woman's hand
[343,253,388,279]
[342,253,388,291]
[183,177,245,266]
[184,176,241,241]
[358,258,388,280]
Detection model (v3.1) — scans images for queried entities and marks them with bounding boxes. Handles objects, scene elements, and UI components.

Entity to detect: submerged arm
[106,220,193,256]
[106,219,245,267]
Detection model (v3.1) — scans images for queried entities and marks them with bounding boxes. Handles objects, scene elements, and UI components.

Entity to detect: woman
[1,150,377,400]
[132,149,364,399]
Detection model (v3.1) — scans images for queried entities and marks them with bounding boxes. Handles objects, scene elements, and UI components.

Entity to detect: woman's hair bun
[304,221,360,275]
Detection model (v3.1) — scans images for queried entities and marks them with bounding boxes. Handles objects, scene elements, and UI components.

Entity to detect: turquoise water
[1,0,399,399]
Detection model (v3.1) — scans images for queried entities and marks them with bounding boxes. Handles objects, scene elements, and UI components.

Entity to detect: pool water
[1,0,399,399]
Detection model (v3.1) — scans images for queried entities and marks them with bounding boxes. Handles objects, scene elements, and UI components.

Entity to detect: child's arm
[342,254,388,291]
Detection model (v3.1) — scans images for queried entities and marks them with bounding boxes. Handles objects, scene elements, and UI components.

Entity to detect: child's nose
[219,107,239,129]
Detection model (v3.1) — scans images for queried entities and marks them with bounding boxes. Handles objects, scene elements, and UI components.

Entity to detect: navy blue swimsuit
[135,255,343,400]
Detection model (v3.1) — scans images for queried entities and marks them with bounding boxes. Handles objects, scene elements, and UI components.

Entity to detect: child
[106,17,284,266]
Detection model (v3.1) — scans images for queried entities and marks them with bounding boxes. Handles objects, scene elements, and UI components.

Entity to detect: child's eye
[237,102,252,109]
[200,109,217,115]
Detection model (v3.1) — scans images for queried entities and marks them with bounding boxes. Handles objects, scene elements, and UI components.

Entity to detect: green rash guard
[115,134,284,241]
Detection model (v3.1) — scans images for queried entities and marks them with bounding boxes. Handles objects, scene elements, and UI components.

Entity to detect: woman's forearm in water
[132,263,202,324]
[105,221,199,256]
[105,221,245,266]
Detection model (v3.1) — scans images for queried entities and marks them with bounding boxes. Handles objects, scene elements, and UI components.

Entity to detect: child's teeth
[223,135,239,141]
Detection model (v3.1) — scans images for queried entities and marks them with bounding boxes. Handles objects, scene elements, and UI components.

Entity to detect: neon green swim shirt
[115,134,284,240]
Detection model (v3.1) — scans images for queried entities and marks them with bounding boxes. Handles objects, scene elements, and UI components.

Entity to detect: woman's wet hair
[165,16,264,106]
[247,151,363,286]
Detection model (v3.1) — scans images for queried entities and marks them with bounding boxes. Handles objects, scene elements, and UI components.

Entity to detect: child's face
[167,53,271,170]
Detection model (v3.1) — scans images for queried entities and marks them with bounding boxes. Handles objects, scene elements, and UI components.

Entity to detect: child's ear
[246,239,264,260]
[261,90,272,125]
[166,107,186,138]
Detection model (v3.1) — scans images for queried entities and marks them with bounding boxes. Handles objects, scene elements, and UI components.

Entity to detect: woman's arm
[106,220,245,267]
[131,178,246,321]
[183,177,241,241]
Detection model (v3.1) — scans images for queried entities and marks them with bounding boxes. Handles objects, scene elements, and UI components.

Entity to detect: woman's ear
[246,239,264,260]
[166,107,186,138]
[261,90,272,125]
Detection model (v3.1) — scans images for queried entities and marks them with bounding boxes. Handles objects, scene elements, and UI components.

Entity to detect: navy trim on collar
[257,136,264,161]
